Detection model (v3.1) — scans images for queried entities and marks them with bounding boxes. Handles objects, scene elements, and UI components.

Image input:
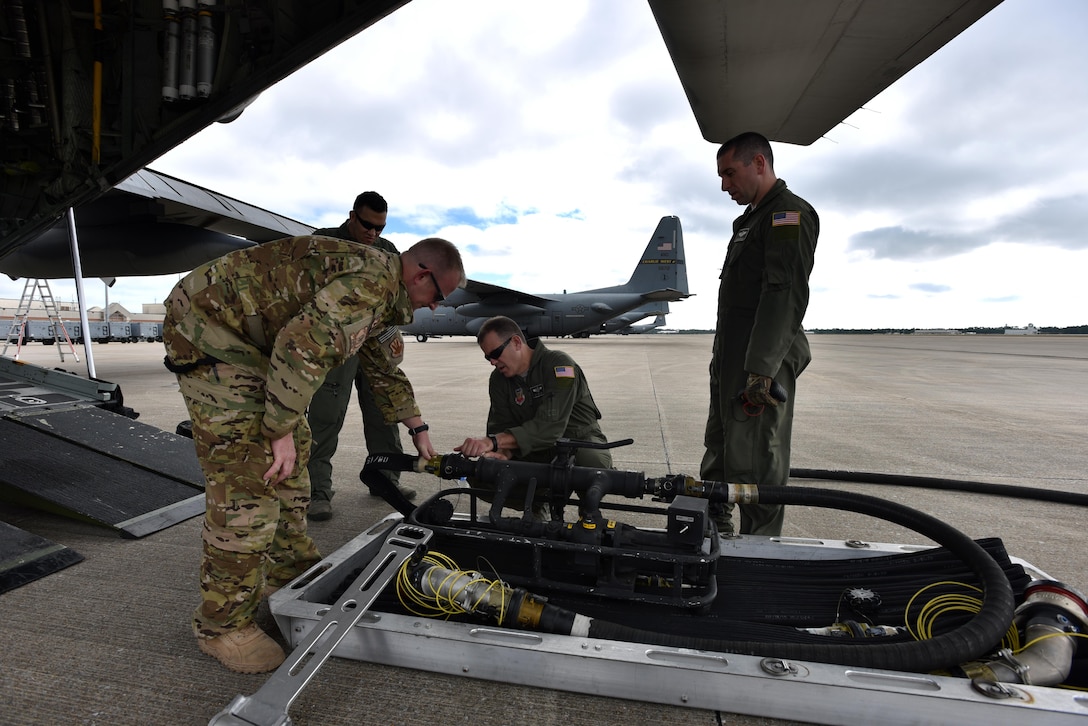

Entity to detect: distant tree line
[802,326,1088,335]
[647,326,1088,335]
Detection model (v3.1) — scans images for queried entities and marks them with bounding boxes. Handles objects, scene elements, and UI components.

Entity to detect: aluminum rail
[208,524,433,726]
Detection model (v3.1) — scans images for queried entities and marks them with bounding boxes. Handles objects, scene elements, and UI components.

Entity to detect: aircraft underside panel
[0,0,410,259]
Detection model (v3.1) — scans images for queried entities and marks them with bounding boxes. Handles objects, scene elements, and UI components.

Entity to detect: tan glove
[743,373,780,408]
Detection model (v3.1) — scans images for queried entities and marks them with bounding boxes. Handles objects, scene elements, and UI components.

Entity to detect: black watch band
[407,423,429,436]
[487,434,499,452]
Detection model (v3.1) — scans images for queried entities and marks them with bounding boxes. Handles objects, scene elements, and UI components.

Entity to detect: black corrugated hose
[791,468,1088,507]
[364,455,1020,671]
[587,485,1017,672]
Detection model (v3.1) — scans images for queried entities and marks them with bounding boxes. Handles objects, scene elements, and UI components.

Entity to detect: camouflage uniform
[702,179,818,536]
[306,223,404,502]
[480,340,611,509]
[163,235,418,637]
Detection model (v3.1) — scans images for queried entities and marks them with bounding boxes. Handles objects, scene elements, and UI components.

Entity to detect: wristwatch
[487,434,499,452]
[407,423,429,436]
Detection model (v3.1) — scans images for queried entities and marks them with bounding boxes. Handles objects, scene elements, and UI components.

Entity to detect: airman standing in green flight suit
[702,131,818,537]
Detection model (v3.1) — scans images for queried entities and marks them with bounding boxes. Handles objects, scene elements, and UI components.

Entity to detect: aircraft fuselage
[406,291,657,340]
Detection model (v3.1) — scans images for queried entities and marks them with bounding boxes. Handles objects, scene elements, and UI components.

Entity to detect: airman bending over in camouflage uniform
[456,316,611,516]
[163,235,465,673]
[306,191,414,522]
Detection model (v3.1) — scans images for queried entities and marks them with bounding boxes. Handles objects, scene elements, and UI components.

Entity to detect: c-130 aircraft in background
[401,216,690,342]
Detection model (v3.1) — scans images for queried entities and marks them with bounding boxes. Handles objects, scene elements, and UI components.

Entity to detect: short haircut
[353,191,388,214]
[717,132,773,169]
[407,237,467,288]
[477,315,523,344]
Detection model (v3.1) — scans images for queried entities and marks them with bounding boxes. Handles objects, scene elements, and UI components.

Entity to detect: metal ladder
[2,279,80,362]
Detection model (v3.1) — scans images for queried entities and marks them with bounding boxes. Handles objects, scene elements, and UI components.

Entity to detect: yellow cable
[905,580,1019,651]
[395,550,511,621]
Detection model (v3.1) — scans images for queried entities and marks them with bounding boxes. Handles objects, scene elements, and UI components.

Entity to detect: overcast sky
[7,0,1086,330]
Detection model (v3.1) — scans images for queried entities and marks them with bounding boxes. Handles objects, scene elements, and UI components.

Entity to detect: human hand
[263,433,297,485]
[455,436,496,458]
[412,430,437,459]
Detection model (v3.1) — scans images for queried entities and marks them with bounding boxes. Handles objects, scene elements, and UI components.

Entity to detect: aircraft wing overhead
[0,168,313,279]
[457,279,554,309]
[0,0,411,263]
[648,0,1003,145]
[115,169,313,242]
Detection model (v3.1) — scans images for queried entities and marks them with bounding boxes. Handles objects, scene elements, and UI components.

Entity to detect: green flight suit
[163,235,418,637]
[479,340,612,511]
[701,179,818,536]
[306,224,404,501]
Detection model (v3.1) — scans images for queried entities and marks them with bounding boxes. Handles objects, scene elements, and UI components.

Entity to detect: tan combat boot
[198,623,285,674]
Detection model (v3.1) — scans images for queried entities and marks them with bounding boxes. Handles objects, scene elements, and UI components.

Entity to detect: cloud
[998,195,1088,250]
[846,189,1088,261]
[909,283,952,294]
[849,227,983,261]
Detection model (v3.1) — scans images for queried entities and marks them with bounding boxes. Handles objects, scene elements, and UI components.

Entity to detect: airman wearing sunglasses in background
[456,315,612,515]
[305,191,415,520]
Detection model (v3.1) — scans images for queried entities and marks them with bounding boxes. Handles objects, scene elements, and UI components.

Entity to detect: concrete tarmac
[1,334,1086,725]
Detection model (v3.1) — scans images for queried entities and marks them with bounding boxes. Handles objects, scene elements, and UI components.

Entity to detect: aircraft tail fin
[585,216,688,295]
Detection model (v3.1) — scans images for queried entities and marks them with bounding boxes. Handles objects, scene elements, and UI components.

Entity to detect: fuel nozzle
[645,474,758,507]
[417,452,478,479]
[402,559,580,634]
[647,473,700,501]
[416,454,445,476]
[362,452,475,479]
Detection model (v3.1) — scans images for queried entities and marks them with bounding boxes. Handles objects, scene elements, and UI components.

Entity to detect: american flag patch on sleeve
[554,365,575,378]
[772,211,801,226]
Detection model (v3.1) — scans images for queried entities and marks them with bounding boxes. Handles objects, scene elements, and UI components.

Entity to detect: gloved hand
[743,373,780,408]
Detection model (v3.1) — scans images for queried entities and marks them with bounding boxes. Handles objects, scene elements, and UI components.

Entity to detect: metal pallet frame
[270,514,1088,726]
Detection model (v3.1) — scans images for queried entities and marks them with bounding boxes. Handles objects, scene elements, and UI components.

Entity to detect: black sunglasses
[418,263,445,304]
[353,212,385,234]
[485,336,514,361]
